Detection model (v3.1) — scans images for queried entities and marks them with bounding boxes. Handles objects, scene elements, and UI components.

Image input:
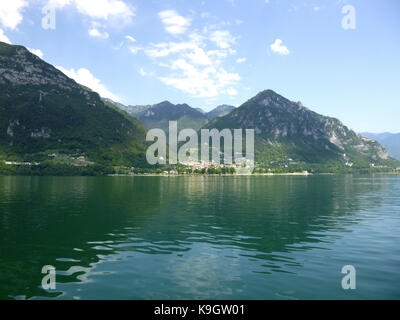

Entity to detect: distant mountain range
[361,132,400,160]
[120,101,208,132]
[205,105,235,120]
[1,40,398,173]
[110,100,235,131]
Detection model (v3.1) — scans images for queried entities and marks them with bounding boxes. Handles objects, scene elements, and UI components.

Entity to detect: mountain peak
[155,100,174,107]
[250,89,290,105]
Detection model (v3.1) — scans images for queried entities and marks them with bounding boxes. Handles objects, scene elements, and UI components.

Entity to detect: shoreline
[107,172,400,177]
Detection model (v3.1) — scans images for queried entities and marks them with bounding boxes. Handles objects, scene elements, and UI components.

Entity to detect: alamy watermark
[146,121,255,174]
[41,3,56,30]
[341,265,356,290]
[41,265,56,290]
[342,5,356,30]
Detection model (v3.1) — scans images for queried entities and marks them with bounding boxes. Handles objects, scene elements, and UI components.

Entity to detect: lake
[0,175,399,299]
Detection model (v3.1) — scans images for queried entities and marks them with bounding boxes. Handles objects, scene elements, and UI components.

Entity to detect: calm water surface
[0,175,399,299]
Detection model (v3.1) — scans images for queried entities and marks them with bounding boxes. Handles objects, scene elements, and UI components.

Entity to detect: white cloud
[129,46,142,54]
[210,30,236,49]
[45,0,134,25]
[88,22,109,39]
[236,57,246,63]
[88,28,109,39]
[270,38,290,55]
[74,0,134,24]
[56,66,121,102]
[47,0,73,9]
[125,35,136,42]
[158,10,191,35]
[139,68,154,77]
[139,68,147,76]
[160,58,240,98]
[0,28,11,44]
[145,41,197,58]
[138,17,239,98]
[313,6,320,12]
[187,47,212,65]
[143,38,239,97]
[27,47,44,59]
[0,0,28,30]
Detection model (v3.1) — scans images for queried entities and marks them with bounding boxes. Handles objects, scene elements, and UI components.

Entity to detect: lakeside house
[4,161,40,166]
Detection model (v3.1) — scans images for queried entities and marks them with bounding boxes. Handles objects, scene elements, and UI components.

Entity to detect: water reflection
[0,175,398,299]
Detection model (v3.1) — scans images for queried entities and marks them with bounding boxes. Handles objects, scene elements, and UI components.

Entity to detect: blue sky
[0,0,399,133]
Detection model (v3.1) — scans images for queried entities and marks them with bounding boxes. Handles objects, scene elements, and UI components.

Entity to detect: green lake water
[0,175,399,299]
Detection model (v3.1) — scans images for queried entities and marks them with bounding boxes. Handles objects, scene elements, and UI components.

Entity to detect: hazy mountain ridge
[127,101,209,132]
[111,101,237,130]
[361,132,400,160]
[205,104,235,120]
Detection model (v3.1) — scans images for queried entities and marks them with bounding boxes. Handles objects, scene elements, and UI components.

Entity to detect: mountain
[113,102,152,117]
[204,90,399,171]
[205,104,235,120]
[0,41,147,168]
[123,100,209,132]
[195,107,205,114]
[361,132,400,160]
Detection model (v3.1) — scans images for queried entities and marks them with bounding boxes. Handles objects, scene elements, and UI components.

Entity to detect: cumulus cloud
[236,57,246,63]
[143,36,240,97]
[88,22,109,39]
[270,38,290,55]
[210,30,236,49]
[0,28,11,44]
[138,68,154,77]
[158,10,191,35]
[0,0,28,30]
[136,15,240,98]
[74,0,134,25]
[187,47,212,65]
[27,47,44,59]
[46,0,73,9]
[56,66,121,102]
[44,0,134,26]
[159,56,240,98]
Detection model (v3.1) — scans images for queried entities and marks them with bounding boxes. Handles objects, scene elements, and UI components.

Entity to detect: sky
[0,0,399,133]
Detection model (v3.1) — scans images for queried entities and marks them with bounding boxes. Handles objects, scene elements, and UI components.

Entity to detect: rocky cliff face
[0,45,78,90]
[361,132,400,161]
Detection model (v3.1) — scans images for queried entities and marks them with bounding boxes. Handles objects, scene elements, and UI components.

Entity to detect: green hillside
[0,41,148,172]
